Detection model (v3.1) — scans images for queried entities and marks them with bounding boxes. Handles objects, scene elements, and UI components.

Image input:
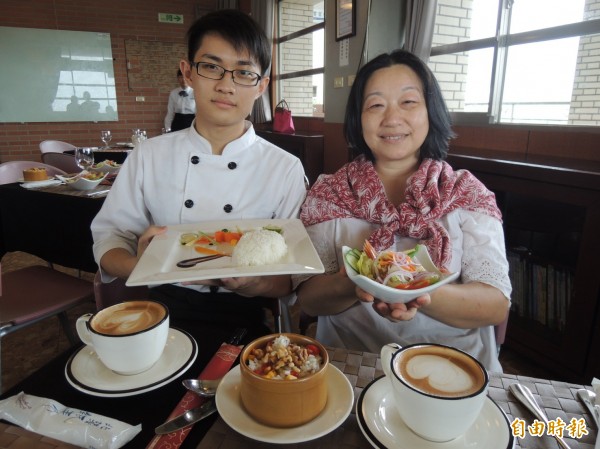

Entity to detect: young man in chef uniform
[92,9,306,339]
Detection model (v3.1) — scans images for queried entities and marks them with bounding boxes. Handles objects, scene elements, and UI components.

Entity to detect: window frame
[273,0,325,118]
[430,0,600,127]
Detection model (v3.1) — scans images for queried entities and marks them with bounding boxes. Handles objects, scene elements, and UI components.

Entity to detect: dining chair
[0,161,67,184]
[39,140,77,154]
[93,272,289,333]
[0,262,94,393]
[41,152,81,173]
[93,271,150,311]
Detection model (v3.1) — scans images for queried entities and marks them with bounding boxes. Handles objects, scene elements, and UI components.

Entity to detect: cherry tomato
[306,344,320,356]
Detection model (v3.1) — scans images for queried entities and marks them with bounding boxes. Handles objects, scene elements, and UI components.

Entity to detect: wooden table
[0,182,109,272]
[0,347,597,449]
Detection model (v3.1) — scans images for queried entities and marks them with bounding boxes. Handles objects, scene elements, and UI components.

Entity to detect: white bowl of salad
[90,159,121,174]
[58,171,107,191]
[342,244,460,303]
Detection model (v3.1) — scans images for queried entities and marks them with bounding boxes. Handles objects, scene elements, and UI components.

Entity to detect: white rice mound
[232,229,288,266]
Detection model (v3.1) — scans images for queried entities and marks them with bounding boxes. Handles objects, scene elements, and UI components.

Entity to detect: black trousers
[171,113,195,131]
[149,284,272,345]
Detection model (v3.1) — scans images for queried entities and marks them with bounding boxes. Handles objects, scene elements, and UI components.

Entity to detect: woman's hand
[373,295,431,322]
[356,286,431,322]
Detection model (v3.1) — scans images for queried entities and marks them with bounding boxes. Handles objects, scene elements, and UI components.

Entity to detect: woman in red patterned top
[294,50,511,372]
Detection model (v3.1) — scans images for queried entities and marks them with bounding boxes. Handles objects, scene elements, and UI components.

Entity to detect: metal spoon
[176,254,226,268]
[509,383,572,449]
[577,389,600,428]
[182,378,222,397]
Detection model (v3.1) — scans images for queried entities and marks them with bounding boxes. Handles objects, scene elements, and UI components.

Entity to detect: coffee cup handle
[76,313,94,347]
[380,343,402,378]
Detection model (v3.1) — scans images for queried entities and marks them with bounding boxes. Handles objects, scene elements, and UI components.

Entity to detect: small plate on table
[20,178,62,189]
[126,219,324,287]
[65,328,197,397]
[356,376,515,449]
[113,142,135,148]
[215,364,354,443]
[342,245,460,304]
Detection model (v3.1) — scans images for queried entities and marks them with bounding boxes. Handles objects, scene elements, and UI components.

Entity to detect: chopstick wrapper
[146,339,243,449]
[0,392,140,449]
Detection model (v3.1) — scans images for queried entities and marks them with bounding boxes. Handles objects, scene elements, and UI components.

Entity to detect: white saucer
[20,178,63,189]
[215,364,354,444]
[356,376,514,449]
[65,328,197,397]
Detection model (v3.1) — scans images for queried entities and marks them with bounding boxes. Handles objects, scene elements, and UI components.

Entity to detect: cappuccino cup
[76,300,169,375]
[380,342,488,442]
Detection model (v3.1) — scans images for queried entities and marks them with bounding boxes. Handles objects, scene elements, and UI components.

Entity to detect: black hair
[186,9,271,76]
[344,49,455,162]
[177,69,183,77]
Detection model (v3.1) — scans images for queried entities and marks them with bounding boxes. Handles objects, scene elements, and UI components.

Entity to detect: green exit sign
[158,13,184,24]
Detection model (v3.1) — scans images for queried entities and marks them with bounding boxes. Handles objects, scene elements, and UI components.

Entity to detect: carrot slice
[194,246,226,256]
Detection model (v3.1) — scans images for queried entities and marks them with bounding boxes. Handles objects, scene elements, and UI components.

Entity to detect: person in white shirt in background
[164,69,196,131]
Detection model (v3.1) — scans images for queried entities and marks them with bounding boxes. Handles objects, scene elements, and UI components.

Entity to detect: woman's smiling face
[360,64,429,165]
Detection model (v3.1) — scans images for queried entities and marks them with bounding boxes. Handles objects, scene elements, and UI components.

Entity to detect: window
[429,0,600,126]
[275,0,325,117]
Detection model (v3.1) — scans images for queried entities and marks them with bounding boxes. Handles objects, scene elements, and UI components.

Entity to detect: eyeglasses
[191,62,262,86]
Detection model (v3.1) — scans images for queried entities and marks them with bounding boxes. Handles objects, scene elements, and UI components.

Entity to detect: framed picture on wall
[336,0,356,41]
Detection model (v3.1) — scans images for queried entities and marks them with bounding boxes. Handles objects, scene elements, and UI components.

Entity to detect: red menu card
[146,329,246,449]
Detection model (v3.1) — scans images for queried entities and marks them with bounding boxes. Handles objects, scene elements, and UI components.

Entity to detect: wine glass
[100,130,112,148]
[75,147,94,171]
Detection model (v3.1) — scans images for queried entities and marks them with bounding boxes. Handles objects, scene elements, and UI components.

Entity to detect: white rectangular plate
[126,219,324,287]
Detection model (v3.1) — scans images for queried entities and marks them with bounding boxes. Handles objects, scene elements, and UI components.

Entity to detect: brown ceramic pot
[239,333,329,427]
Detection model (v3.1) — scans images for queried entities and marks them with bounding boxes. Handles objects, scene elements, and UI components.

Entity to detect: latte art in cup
[399,353,480,397]
[381,343,489,442]
[92,301,166,336]
[76,300,170,375]
[397,346,485,397]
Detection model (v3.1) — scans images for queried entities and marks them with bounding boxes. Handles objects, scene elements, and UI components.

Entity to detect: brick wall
[569,0,600,125]
[0,0,216,162]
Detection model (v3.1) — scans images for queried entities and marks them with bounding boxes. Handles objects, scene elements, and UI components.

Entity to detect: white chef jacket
[164,86,196,129]
[292,210,512,372]
[92,122,307,284]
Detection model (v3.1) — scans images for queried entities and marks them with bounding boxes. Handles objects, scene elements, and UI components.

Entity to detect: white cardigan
[293,210,512,372]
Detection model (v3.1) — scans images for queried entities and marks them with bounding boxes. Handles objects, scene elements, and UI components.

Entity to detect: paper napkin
[0,392,140,449]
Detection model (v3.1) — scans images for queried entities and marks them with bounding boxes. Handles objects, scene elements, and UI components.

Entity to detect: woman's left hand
[356,286,431,322]
[372,295,431,322]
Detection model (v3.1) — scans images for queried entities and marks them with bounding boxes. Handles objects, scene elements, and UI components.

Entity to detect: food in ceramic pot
[239,333,329,427]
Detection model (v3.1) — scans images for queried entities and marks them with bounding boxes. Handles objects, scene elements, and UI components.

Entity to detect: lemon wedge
[179,233,198,246]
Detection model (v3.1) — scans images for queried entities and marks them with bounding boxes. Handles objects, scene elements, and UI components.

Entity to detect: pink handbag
[273,100,295,134]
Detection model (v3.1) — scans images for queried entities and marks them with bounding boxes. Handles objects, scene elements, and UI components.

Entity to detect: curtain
[217,0,238,9]
[403,0,437,62]
[249,0,273,123]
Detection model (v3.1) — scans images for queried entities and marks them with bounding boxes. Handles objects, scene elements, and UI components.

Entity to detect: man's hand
[136,225,167,261]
